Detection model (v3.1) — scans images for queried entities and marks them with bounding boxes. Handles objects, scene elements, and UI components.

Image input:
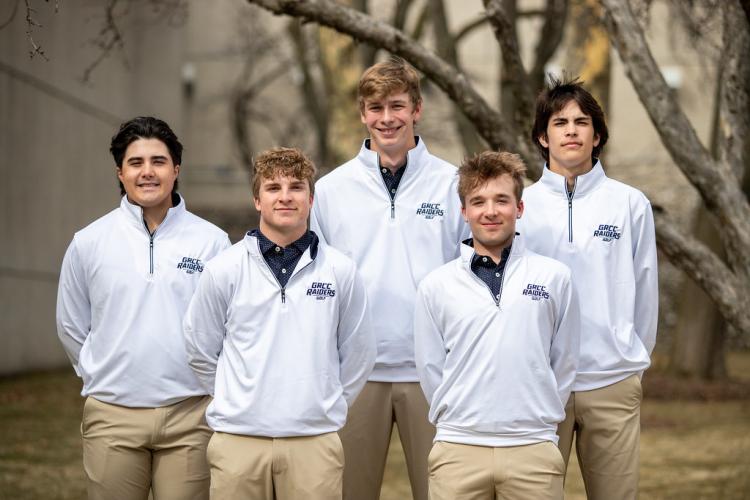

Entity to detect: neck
[259,222,307,248]
[549,160,593,192]
[371,140,415,173]
[473,237,513,264]
[135,199,173,234]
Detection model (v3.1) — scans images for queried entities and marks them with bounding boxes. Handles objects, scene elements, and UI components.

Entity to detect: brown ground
[1,353,749,500]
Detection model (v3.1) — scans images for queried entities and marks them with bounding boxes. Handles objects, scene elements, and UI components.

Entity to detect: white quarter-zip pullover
[183,233,376,438]
[56,195,231,407]
[311,138,469,382]
[414,235,580,447]
[520,162,658,391]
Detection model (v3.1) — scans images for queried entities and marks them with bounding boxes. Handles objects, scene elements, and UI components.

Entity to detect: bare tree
[244,0,750,347]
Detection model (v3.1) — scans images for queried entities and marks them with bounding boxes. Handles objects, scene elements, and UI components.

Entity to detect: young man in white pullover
[310,57,468,500]
[183,147,375,499]
[414,151,580,500]
[56,116,231,500]
[520,77,659,499]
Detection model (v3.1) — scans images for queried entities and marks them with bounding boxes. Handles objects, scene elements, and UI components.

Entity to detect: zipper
[565,178,577,243]
[469,255,509,310]
[378,158,401,220]
[255,239,315,304]
[142,219,156,275]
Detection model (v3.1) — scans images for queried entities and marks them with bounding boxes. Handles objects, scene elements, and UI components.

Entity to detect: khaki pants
[556,374,642,500]
[207,431,344,500]
[428,441,564,500]
[81,395,211,500]
[339,381,435,500]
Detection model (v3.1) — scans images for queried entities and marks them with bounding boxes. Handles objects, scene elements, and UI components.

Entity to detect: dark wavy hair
[110,116,183,195]
[531,76,609,162]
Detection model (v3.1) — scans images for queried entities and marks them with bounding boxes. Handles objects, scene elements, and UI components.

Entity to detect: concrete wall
[0,2,186,374]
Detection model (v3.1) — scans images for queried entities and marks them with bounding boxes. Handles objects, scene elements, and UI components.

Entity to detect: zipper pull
[281,288,286,304]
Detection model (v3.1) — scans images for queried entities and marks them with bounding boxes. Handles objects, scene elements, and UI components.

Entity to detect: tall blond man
[184,147,375,500]
[310,57,469,500]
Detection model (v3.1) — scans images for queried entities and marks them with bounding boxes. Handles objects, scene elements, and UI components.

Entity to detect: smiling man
[414,151,579,500]
[520,78,658,499]
[183,147,375,499]
[310,57,469,500]
[56,116,230,500]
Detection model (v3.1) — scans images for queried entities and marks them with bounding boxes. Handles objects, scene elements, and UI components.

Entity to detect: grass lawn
[1,353,749,499]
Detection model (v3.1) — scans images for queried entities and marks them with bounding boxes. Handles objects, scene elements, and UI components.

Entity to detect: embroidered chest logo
[522,283,550,301]
[306,281,336,300]
[177,257,204,274]
[416,202,444,220]
[593,224,622,242]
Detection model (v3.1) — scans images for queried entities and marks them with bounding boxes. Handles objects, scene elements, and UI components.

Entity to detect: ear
[593,133,601,147]
[516,199,524,219]
[116,167,124,183]
[538,134,549,148]
[253,196,261,212]
[461,204,467,221]
[412,99,423,123]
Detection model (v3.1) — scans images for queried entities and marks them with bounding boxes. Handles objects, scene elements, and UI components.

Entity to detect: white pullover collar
[356,136,429,185]
[538,160,607,198]
[119,193,186,235]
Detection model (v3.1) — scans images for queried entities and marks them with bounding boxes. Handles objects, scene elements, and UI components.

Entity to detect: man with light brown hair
[311,57,469,500]
[415,151,579,500]
[184,147,375,499]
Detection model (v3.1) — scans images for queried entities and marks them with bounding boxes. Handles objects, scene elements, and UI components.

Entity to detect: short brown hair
[252,147,317,198]
[458,151,527,205]
[358,56,421,111]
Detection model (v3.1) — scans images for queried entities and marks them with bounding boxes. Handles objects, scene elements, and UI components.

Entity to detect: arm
[183,268,228,395]
[56,239,90,376]
[413,283,446,405]
[336,265,376,406]
[550,276,580,407]
[633,201,659,356]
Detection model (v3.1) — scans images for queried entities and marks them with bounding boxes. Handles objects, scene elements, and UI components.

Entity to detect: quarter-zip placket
[143,220,157,276]
[565,178,577,243]
[255,240,315,304]
[378,156,405,220]
[469,256,510,310]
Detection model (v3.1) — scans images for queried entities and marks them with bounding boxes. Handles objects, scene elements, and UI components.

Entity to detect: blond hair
[358,56,421,111]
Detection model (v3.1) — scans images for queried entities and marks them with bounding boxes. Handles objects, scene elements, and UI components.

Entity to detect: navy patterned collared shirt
[365,138,409,200]
[251,229,315,288]
[468,239,513,302]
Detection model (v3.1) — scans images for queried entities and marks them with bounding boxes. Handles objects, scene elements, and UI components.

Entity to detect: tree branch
[601,0,750,281]
[654,209,750,335]
[245,0,538,171]
[24,0,47,60]
[482,0,535,129]
[528,0,568,90]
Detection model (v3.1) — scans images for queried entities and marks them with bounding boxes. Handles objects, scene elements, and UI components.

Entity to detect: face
[360,91,421,157]
[253,175,313,241]
[462,174,523,256]
[539,99,600,176]
[117,138,179,209]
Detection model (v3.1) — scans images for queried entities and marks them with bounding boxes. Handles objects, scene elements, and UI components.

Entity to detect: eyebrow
[126,154,169,164]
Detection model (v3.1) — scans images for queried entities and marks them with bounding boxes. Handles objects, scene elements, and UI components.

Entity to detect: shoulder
[602,177,651,206]
[316,242,358,278]
[315,158,361,192]
[182,211,229,241]
[419,258,461,292]
[204,241,246,276]
[523,249,572,282]
[72,208,120,245]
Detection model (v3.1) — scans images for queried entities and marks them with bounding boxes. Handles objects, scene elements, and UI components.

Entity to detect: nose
[279,186,293,201]
[141,161,155,176]
[564,121,577,136]
[382,107,393,123]
[485,201,499,217]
